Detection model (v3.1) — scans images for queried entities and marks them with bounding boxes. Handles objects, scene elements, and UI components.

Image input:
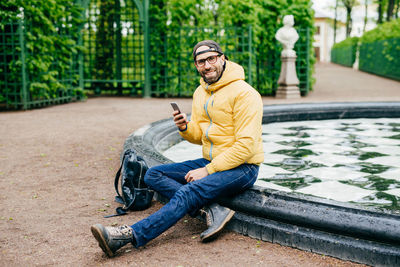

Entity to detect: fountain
[124,102,400,265]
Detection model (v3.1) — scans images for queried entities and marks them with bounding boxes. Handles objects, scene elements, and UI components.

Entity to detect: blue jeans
[130,158,259,247]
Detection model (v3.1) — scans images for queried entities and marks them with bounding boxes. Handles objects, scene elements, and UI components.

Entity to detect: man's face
[194,46,225,84]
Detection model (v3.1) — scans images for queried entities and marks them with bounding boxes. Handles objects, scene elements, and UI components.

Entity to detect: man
[91,40,264,257]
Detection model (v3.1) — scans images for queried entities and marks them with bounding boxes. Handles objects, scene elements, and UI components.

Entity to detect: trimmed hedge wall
[0,0,84,109]
[359,19,400,81]
[149,0,315,96]
[331,37,359,67]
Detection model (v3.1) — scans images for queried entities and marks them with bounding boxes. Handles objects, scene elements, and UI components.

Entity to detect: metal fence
[1,0,313,110]
[148,26,253,97]
[82,0,146,96]
[0,20,80,110]
[359,38,400,81]
[0,21,26,109]
[147,26,311,97]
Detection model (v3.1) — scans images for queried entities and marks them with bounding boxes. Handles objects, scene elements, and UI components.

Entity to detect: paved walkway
[261,62,400,104]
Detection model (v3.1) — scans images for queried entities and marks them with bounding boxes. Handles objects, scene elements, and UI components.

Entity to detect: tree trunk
[341,0,355,37]
[345,6,353,37]
[334,0,338,43]
[377,0,383,24]
[387,0,395,21]
[363,0,368,33]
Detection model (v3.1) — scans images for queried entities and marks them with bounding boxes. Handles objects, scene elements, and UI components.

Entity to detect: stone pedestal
[276,55,301,99]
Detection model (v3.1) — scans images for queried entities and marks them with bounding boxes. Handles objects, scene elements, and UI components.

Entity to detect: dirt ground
[2,63,398,266]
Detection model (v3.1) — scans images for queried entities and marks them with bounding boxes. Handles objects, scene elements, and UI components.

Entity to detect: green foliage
[94,0,115,81]
[1,0,315,106]
[331,37,359,67]
[332,36,359,49]
[149,0,315,96]
[361,17,400,43]
[0,1,19,25]
[0,0,84,109]
[359,18,400,80]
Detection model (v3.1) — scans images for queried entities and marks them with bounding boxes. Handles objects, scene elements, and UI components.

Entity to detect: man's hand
[185,167,209,182]
[173,110,188,130]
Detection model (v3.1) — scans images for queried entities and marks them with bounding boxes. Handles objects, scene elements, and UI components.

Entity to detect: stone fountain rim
[123,101,400,265]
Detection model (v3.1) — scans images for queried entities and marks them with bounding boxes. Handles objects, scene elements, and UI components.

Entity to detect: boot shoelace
[108,225,132,237]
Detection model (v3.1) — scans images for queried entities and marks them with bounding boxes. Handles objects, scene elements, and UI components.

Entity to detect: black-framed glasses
[195,55,220,67]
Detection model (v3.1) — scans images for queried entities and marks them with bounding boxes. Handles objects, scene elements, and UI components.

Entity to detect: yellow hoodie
[180,60,264,174]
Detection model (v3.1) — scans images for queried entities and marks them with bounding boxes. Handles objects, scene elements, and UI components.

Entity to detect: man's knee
[144,166,162,187]
[174,183,208,211]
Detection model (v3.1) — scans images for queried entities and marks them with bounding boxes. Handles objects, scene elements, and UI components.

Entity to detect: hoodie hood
[200,60,245,92]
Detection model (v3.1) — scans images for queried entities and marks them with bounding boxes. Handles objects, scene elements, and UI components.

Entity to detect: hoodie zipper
[204,88,214,160]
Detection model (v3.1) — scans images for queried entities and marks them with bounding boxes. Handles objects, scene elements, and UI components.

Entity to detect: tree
[341,0,358,37]
[334,0,339,43]
[387,0,395,20]
[377,0,384,24]
[363,0,370,33]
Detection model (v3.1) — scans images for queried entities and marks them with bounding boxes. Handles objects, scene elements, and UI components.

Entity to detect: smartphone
[170,102,181,114]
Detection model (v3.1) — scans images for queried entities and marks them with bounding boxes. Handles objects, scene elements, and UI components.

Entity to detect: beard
[200,62,225,84]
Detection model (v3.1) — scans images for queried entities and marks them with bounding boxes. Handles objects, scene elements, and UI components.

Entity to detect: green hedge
[0,0,84,109]
[1,0,315,109]
[331,37,359,67]
[359,18,400,81]
[149,0,315,96]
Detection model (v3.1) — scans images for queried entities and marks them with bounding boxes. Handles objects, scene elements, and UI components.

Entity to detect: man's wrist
[178,124,187,132]
[205,163,216,174]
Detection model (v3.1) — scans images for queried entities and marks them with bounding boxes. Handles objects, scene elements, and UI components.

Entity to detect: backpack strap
[104,194,137,218]
[114,164,124,204]
[103,207,129,218]
[104,151,132,218]
[114,150,133,204]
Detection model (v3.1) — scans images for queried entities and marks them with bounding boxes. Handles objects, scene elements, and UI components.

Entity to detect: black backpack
[104,149,154,218]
